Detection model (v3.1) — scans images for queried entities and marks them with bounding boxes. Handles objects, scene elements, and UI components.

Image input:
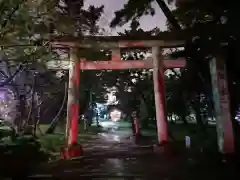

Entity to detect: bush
[0,137,49,179]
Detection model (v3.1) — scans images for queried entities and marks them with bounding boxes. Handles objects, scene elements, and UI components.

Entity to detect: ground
[31,152,240,179]
[29,122,238,179]
[1,121,238,179]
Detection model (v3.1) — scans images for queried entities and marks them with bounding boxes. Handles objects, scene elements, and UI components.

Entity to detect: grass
[169,123,217,146]
[0,136,49,178]
[36,121,218,156]
[37,123,105,155]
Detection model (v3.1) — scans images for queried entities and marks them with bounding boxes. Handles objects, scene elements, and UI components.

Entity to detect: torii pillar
[61,47,82,159]
[152,46,168,144]
[210,55,235,153]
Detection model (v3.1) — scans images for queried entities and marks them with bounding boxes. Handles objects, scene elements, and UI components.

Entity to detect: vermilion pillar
[134,117,141,136]
[152,46,168,144]
[131,111,141,137]
[62,48,82,159]
[210,55,235,153]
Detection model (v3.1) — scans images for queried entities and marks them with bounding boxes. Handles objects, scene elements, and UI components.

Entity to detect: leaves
[110,0,181,30]
[0,0,105,67]
[110,0,155,28]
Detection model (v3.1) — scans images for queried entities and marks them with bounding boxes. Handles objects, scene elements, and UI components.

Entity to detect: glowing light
[109,109,122,122]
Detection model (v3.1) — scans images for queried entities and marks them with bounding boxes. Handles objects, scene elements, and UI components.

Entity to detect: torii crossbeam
[51,35,186,159]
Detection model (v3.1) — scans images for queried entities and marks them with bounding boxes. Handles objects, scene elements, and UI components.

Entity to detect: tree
[168,0,240,147]
[108,0,221,130]
[110,0,181,30]
[0,0,104,59]
[0,0,106,133]
[170,0,240,112]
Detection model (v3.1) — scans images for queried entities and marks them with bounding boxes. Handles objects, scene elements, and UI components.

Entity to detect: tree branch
[0,0,25,32]
[155,0,181,30]
[0,1,6,18]
[170,68,181,78]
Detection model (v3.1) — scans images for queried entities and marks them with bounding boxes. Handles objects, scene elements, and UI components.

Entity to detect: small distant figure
[81,115,88,131]
[131,111,141,137]
[185,136,191,149]
[131,112,136,135]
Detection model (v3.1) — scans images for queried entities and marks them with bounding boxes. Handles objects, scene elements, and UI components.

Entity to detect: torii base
[153,143,170,154]
[60,144,83,159]
[152,143,185,155]
[132,134,142,144]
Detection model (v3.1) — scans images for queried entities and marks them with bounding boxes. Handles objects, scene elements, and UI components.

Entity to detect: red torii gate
[51,36,235,159]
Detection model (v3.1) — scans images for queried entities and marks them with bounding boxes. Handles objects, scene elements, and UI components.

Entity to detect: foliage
[0,136,48,178]
[169,0,240,147]
[0,0,104,62]
[110,0,180,30]
[109,0,239,124]
[0,0,106,133]
[170,0,240,109]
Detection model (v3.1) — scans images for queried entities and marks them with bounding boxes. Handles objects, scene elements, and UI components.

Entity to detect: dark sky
[85,0,172,35]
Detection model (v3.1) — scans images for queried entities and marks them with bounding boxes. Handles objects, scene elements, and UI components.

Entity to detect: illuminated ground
[31,123,239,179]
[31,144,239,180]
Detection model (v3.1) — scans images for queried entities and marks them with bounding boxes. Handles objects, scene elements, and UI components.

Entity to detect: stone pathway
[30,131,240,180]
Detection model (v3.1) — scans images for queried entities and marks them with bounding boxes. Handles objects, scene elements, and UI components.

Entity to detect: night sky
[84,0,172,35]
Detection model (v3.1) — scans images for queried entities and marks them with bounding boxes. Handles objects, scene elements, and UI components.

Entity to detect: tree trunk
[168,114,175,124]
[155,0,181,30]
[140,98,149,129]
[225,46,240,151]
[192,95,206,133]
[180,112,188,125]
[96,115,100,127]
[84,119,88,131]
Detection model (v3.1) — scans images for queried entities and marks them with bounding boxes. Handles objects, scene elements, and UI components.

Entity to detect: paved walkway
[30,131,240,179]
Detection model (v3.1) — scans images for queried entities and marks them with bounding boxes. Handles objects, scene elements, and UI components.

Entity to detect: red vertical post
[210,55,235,153]
[152,46,168,144]
[69,60,80,145]
[131,111,141,136]
[61,48,82,159]
[134,117,141,136]
[111,48,121,61]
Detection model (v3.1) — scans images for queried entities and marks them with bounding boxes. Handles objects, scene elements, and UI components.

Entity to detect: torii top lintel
[51,33,185,49]
[51,34,186,69]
